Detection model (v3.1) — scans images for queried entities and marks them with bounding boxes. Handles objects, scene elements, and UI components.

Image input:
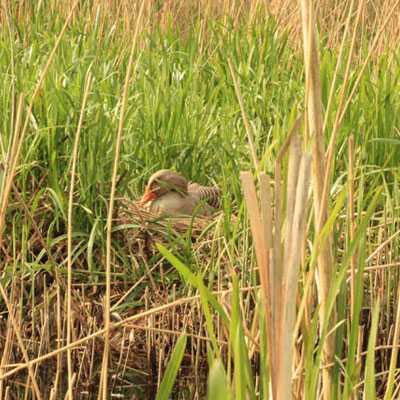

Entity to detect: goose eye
[150,182,160,192]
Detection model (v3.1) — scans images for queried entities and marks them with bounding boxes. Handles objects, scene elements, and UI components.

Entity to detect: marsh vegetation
[0,0,400,398]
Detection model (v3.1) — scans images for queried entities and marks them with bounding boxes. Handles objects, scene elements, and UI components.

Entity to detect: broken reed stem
[283,136,302,275]
[240,171,276,397]
[260,173,273,280]
[300,1,335,399]
[277,136,301,397]
[278,153,312,400]
[99,2,144,398]
[241,133,310,400]
[66,71,92,400]
[273,116,302,392]
[228,58,259,170]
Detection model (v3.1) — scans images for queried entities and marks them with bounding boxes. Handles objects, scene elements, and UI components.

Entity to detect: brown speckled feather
[188,183,222,209]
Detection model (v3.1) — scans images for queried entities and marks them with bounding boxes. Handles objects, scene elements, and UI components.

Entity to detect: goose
[139,169,222,216]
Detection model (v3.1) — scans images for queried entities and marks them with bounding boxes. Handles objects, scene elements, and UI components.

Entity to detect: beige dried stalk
[277,136,301,397]
[272,117,302,391]
[66,72,92,400]
[278,152,311,400]
[98,2,145,398]
[348,135,356,318]
[300,1,335,399]
[241,127,310,400]
[240,171,275,394]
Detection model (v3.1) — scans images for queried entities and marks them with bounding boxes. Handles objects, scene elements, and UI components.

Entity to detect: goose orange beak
[139,185,157,206]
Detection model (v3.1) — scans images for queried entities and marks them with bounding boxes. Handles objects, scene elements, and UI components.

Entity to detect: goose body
[140,169,221,217]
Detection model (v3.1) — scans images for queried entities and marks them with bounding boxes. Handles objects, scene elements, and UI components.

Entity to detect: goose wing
[188,183,222,209]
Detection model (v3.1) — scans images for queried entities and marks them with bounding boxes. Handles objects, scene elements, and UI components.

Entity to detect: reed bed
[1,0,400,398]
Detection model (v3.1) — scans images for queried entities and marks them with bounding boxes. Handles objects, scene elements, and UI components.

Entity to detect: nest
[115,197,219,252]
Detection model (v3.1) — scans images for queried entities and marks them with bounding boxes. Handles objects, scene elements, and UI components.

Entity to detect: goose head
[139,169,188,206]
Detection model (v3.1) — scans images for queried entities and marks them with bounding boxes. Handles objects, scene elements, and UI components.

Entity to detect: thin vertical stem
[348,135,356,318]
[67,72,92,400]
[228,58,259,170]
[99,2,144,398]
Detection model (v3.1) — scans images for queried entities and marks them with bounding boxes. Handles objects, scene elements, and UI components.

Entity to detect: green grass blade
[364,300,380,400]
[207,359,230,400]
[155,333,187,400]
[156,242,229,325]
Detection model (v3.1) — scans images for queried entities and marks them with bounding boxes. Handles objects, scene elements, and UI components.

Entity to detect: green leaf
[156,333,187,400]
[156,243,229,325]
[364,300,380,399]
[207,359,230,400]
[198,274,221,360]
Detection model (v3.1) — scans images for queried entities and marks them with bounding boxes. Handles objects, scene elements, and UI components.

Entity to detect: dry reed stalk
[240,171,276,396]
[0,304,14,398]
[348,135,356,318]
[260,174,273,280]
[241,131,310,400]
[99,2,145,398]
[277,136,301,396]
[272,118,302,390]
[229,58,279,386]
[66,72,92,400]
[126,323,229,345]
[283,136,302,261]
[64,373,77,400]
[278,153,311,400]
[50,282,62,400]
[300,1,335,399]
